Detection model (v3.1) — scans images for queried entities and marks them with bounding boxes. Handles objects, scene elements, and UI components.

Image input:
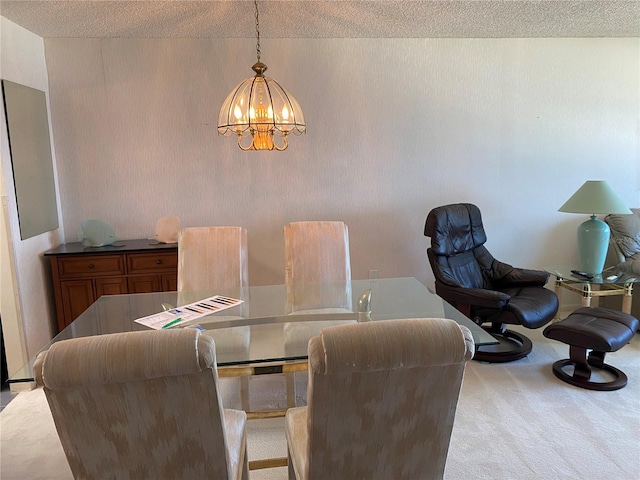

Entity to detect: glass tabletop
[545,265,640,285]
[9,277,495,382]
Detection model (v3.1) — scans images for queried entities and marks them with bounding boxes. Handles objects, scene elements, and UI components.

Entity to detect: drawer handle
[156,260,163,265]
[88,264,95,269]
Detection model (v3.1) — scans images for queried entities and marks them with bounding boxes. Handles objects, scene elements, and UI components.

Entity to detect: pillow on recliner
[606,208,640,259]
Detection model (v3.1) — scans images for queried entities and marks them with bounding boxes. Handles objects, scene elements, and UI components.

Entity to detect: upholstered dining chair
[424,203,559,362]
[284,221,352,313]
[283,221,357,406]
[34,329,249,480]
[178,226,250,409]
[285,318,474,480]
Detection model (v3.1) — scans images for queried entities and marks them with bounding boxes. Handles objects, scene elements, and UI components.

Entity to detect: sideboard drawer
[127,252,178,274]
[57,255,126,278]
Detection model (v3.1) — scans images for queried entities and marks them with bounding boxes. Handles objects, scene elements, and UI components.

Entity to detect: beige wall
[0,18,63,373]
[44,37,639,287]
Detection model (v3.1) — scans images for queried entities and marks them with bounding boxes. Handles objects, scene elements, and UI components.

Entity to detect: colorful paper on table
[134,295,243,330]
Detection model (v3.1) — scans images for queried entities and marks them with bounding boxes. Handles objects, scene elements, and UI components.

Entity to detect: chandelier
[217,0,306,151]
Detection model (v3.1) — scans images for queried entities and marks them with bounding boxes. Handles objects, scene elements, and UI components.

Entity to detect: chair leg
[286,373,296,408]
[240,377,250,411]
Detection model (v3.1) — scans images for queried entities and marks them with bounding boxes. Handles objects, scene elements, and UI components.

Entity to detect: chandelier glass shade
[217,0,305,151]
[217,61,306,151]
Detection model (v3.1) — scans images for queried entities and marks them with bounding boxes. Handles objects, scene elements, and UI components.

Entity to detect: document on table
[134,295,243,330]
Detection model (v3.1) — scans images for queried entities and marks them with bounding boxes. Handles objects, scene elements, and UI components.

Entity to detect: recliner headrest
[424,203,487,255]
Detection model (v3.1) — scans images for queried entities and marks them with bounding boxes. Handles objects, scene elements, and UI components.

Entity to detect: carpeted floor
[1,324,639,479]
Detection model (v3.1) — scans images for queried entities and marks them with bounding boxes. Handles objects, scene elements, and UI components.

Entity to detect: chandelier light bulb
[233,105,243,120]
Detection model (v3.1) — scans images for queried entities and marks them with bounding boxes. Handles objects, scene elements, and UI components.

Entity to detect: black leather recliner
[424,203,559,362]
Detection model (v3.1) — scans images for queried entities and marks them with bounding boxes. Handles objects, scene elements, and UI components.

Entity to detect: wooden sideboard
[45,239,178,332]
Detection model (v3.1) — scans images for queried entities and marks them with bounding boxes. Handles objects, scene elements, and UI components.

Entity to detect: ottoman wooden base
[551,347,628,391]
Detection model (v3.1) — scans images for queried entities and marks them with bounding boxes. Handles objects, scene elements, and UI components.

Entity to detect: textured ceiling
[0,1,639,39]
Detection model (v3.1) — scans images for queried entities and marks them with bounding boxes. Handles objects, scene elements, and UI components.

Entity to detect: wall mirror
[2,80,58,240]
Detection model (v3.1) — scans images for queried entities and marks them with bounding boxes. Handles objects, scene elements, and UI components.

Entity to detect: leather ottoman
[543,306,639,391]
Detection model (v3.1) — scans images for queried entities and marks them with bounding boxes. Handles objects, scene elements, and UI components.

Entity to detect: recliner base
[473,328,532,363]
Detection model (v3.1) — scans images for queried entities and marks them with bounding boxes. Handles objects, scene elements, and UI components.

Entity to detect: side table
[545,265,639,318]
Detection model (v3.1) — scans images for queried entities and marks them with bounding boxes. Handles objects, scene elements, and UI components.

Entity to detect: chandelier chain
[254,0,261,62]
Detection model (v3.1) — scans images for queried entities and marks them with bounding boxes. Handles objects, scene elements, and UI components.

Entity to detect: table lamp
[558,180,632,275]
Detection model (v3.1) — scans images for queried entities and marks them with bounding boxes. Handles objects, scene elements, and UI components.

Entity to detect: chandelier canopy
[217,1,306,151]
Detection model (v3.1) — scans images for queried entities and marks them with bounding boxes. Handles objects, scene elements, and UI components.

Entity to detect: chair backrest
[178,226,249,312]
[34,329,234,479]
[424,203,495,290]
[284,221,352,313]
[305,318,474,480]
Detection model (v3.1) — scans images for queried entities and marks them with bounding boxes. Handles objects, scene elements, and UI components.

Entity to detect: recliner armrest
[436,283,511,309]
[488,260,549,287]
[500,267,549,286]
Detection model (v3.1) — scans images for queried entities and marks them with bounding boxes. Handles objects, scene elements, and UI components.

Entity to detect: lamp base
[577,215,610,275]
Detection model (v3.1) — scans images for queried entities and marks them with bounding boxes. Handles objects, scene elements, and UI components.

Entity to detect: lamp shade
[558,180,632,215]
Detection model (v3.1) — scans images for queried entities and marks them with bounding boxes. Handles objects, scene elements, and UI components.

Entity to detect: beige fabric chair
[603,208,640,319]
[285,318,474,480]
[283,221,357,406]
[178,226,250,408]
[284,221,352,314]
[178,226,249,298]
[34,329,249,480]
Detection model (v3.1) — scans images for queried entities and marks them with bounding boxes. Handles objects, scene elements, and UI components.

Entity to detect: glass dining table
[10,277,495,472]
[10,277,494,386]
